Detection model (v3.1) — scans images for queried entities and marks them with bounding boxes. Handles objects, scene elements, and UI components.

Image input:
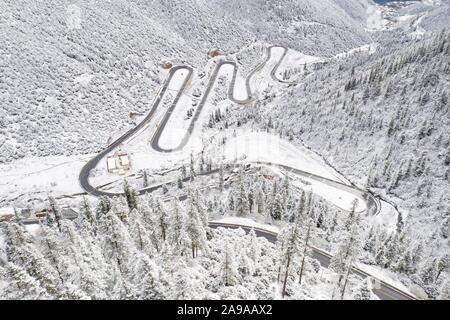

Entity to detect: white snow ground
[251,46,285,96]
[220,131,346,182]
[275,48,325,79]
[0,154,91,206]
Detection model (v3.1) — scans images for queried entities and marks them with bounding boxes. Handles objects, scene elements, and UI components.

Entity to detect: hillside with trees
[252,31,449,299]
[0,0,371,163]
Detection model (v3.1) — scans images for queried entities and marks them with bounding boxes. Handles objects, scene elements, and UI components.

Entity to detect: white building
[107,152,130,174]
[0,207,15,222]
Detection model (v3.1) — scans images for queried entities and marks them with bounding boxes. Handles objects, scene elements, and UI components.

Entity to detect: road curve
[151,56,270,153]
[255,161,380,215]
[151,45,299,153]
[78,45,412,300]
[209,222,416,300]
[268,46,327,84]
[78,65,193,196]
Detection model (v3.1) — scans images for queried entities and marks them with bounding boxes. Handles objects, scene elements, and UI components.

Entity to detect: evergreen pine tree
[168,202,186,254]
[353,278,373,300]
[219,164,224,192]
[222,244,238,286]
[48,196,62,232]
[298,217,313,285]
[123,180,138,211]
[96,196,111,220]
[128,209,153,255]
[186,199,207,258]
[133,254,163,299]
[2,263,48,299]
[80,196,97,236]
[142,170,149,188]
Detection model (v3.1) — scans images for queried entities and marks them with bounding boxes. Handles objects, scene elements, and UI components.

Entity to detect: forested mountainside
[0,179,380,300]
[209,0,370,56]
[0,0,448,302]
[250,31,449,298]
[1,168,448,299]
[0,0,371,163]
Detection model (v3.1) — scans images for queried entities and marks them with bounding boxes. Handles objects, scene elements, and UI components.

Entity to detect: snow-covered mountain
[0,0,374,163]
[256,31,449,298]
[0,0,449,301]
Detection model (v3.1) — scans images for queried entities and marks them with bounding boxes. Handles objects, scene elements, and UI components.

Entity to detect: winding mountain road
[151,53,271,152]
[208,222,416,300]
[79,65,193,196]
[78,45,414,300]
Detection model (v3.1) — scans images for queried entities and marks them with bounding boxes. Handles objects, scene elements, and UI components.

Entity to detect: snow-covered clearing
[25,224,41,237]
[211,131,366,212]
[219,131,346,182]
[290,176,366,213]
[366,4,390,31]
[232,69,250,101]
[156,94,194,150]
[0,154,91,206]
[74,73,94,85]
[167,68,191,91]
[251,46,285,95]
[371,200,398,233]
[334,43,378,59]
[275,49,325,79]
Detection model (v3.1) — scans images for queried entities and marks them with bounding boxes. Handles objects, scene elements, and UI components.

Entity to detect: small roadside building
[208,48,222,58]
[118,153,130,170]
[35,208,50,218]
[0,207,15,222]
[162,61,173,69]
[107,156,118,173]
[107,152,131,174]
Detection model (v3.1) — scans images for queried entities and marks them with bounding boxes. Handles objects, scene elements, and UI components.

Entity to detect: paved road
[268,46,324,84]
[78,65,193,196]
[151,57,268,152]
[254,161,380,215]
[268,46,302,84]
[151,45,297,153]
[78,45,414,300]
[209,222,416,300]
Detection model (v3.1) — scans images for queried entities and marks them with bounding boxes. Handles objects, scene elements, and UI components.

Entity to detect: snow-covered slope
[0,0,374,163]
[258,31,449,298]
[209,0,372,55]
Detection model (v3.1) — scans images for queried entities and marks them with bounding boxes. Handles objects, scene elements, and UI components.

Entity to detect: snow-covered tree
[298,216,313,285]
[330,220,361,299]
[221,244,239,286]
[79,196,97,236]
[128,209,154,255]
[48,196,62,232]
[124,180,138,212]
[98,208,137,275]
[186,199,207,258]
[353,278,374,300]
[168,202,186,254]
[132,254,163,299]
[1,263,49,299]
[96,196,112,220]
[153,200,168,242]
